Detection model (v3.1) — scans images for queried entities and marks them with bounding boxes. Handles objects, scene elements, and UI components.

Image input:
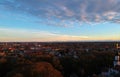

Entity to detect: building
[114,43,120,67]
[114,52,120,67]
[116,43,120,49]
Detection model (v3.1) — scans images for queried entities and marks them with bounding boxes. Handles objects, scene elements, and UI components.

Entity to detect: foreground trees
[60,51,115,77]
[0,51,116,77]
[5,62,63,77]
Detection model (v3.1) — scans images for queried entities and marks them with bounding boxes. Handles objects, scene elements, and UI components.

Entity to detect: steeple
[114,43,120,67]
[114,55,120,66]
[116,43,118,49]
[116,43,120,49]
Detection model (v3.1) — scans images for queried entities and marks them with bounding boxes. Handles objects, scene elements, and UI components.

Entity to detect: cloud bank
[1,0,120,26]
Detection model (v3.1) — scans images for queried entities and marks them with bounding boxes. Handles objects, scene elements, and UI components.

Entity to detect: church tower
[113,43,120,67]
[116,43,119,49]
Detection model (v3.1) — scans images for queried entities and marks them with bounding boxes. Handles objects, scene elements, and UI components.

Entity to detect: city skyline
[0,0,120,42]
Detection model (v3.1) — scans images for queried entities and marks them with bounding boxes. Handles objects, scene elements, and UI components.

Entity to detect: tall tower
[113,43,120,67]
[116,43,119,49]
[116,43,120,49]
[114,53,120,67]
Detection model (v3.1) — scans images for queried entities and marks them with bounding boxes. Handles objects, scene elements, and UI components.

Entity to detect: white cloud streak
[0,28,90,42]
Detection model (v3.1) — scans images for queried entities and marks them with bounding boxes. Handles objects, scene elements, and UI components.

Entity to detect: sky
[0,0,120,42]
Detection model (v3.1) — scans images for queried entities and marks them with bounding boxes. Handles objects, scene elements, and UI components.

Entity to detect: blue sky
[0,0,120,42]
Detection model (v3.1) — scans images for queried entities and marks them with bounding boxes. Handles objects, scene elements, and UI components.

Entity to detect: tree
[5,62,63,77]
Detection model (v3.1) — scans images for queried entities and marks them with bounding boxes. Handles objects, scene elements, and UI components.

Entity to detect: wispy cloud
[0,28,119,42]
[0,28,90,42]
[1,0,120,26]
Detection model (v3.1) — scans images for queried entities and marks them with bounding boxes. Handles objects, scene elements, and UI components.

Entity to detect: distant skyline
[0,0,120,42]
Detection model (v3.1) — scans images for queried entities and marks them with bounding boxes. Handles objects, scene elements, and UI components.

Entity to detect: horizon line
[0,40,120,43]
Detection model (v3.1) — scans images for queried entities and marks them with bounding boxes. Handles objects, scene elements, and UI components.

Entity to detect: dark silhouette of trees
[5,62,63,77]
[60,51,115,77]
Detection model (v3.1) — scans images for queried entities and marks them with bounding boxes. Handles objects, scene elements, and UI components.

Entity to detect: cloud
[0,28,90,42]
[0,28,119,42]
[1,0,120,26]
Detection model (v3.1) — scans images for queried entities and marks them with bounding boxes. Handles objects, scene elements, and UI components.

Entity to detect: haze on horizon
[0,0,120,42]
